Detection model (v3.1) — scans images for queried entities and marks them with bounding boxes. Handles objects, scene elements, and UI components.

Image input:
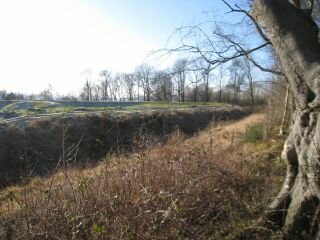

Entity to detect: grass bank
[0,113,286,239]
[0,106,248,188]
[0,101,225,119]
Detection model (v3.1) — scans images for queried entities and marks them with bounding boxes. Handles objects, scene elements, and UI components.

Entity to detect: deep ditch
[0,106,251,187]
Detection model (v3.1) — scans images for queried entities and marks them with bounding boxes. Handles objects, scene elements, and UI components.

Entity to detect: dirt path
[184,113,266,149]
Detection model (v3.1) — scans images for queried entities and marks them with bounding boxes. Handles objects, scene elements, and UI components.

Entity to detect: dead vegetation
[0,106,249,187]
[0,113,286,239]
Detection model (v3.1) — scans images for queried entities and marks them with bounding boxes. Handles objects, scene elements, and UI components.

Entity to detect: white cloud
[0,0,153,95]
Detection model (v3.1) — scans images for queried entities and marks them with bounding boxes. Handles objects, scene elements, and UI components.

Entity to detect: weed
[242,124,264,143]
[0,106,249,187]
[0,113,285,239]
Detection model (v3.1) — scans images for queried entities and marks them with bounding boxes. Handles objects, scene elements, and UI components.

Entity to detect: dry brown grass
[0,106,250,187]
[0,113,286,240]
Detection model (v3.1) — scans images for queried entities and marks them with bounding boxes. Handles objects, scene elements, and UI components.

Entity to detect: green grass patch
[242,124,264,143]
[134,101,224,109]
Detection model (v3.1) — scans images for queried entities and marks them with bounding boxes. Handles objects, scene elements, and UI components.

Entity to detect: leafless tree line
[0,57,266,105]
[77,57,266,104]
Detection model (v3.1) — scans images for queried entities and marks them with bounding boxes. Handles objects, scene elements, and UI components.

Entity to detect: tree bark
[252,0,320,238]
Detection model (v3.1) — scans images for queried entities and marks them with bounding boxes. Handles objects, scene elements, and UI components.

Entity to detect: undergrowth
[242,124,264,143]
[0,116,286,240]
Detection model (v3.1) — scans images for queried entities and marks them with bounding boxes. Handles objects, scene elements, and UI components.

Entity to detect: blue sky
[0,0,244,95]
[93,0,226,46]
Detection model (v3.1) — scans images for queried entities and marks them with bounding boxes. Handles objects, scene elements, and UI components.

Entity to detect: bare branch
[215,32,283,76]
[222,0,271,43]
[249,58,284,76]
[208,42,270,66]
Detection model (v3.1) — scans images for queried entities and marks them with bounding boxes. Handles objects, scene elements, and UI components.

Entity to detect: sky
[0,0,234,96]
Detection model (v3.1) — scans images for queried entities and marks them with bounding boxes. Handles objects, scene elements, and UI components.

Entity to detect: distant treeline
[1,58,269,105]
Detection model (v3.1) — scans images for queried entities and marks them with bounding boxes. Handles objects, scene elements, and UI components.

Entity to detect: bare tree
[81,69,93,101]
[228,59,245,104]
[39,84,53,101]
[217,65,225,102]
[100,70,112,101]
[136,64,154,101]
[111,73,122,101]
[80,80,92,101]
[194,60,212,102]
[153,70,173,101]
[279,82,291,135]
[92,84,101,101]
[173,59,188,102]
[240,57,255,105]
[202,68,211,102]
[189,67,203,102]
[123,73,136,101]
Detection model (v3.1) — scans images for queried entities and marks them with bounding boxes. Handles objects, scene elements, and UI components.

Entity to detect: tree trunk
[252,0,320,238]
[219,83,222,102]
[279,83,290,136]
[205,73,210,102]
[248,74,255,105]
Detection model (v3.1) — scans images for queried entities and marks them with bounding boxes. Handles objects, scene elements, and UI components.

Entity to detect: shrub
[242,124,264,143]
[0,114,285,239]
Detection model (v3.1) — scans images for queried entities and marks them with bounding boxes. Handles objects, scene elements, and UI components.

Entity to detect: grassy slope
[0,113,286,239]
[0,106,247,187]
[0,101,225,118]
